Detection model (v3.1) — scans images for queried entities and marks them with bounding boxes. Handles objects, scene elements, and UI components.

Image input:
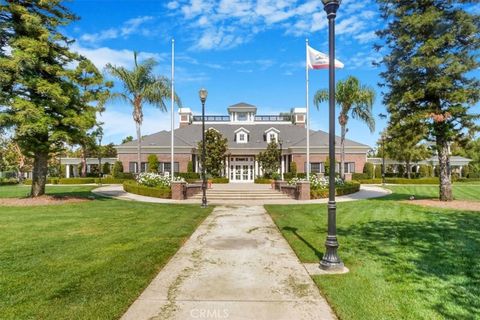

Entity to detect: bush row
[177,172,200,180]
[283,172,307,181]
[310,182,360,199]
[123,181,171,198]
[0,178,19,186]
[254,178,273,184]
[355,177,441,184]
[211,177,229,184]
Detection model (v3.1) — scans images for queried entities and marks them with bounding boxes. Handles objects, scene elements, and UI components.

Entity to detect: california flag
[307,45,344,69]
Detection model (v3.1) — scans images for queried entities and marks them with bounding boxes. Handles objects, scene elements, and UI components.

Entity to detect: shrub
[363,162,374,179]
[0,178,19,186]
[297,173,307,179]
[211,177,229,184]
[102,162,111,175]
[58,178,96,184]
[386,177,439,184]
[418,165,431,178]
[352,173,369,180]
[468,172,480,178]
[283,172,295,180]
[290,162,297,176]
[456,177,480,182]
[147,155,159,173]
[177,172,200,180]
[136,172,185,188]
[114,172,134,180]
[356,178,383,184]
[255,178,272,184]
[187,161,194,173]
[374,165,382,179]
[310,181,360,199]
[112,161,124,178]
[95,177,130,184]
[123,180,171,198]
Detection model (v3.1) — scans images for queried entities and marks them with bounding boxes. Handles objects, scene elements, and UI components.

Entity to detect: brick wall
[118,153,192,173]
[291,153,367,174]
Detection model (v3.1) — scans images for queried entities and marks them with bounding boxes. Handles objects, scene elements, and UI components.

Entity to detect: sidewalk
[93,184,390,205]
[121,205,337,320]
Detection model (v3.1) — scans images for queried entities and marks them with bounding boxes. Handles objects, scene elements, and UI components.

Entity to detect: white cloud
[354,31,377,44]
[70,43,164,69]
[167,0,380,50]
[167,1,180,9]
[80,16,154,44]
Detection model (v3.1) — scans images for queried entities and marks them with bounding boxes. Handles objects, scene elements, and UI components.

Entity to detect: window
[141,162,148,173]
[344,162,355,173]
[269,133,276,142]
[305,162,324,173]
[265,128,279,143]
[237,112,247,121]
[128,162,138,173]
[239,133,245,141]
[161,162,180,174]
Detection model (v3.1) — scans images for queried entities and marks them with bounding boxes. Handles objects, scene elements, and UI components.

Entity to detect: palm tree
[314,76,375,179]
[106,52,179,174]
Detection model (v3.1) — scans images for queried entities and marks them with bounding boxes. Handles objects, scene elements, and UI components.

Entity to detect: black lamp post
[279,139,283,180]
[320,0,344,271]
[199,88,208,208]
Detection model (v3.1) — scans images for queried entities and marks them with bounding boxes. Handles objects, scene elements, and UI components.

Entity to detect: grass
[0,184,99,198]
[385,184,480,201]
[265,186,480,320]
[0,185,213,320]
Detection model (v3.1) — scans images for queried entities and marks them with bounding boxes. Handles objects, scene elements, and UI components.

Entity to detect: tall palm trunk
[31,151,48,197]
[340,124,346,180]
[135,121,141,174]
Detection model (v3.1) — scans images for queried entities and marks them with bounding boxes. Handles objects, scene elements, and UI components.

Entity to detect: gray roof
[118,124,370,150]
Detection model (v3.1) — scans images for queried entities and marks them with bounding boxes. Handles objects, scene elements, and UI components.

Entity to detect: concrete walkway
[121,205,337,320]
[92,184,390,205]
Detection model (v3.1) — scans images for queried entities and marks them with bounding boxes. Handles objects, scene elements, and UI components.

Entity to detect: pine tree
[0,1,105,196]
[376,1,480,200]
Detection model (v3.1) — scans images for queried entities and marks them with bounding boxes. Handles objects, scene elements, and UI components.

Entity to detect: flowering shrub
[136,172,184,188]
[287,174,344,189]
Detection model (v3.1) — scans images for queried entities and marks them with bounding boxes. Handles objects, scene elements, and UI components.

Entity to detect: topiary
[112,161,124,178]
[363,162,374,179]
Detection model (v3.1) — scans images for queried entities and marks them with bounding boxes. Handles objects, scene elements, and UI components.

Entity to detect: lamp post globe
[319,0,344,271]
[199,88,208,208]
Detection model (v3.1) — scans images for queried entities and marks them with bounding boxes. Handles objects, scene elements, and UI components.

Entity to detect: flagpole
[306,38,310,181]
[171,38,175,180]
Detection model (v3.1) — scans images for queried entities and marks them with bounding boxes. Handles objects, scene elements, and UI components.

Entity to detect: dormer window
[234,127,250,144]
[265,127,280,143]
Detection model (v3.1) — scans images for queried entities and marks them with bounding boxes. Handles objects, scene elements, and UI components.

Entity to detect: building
[115,103,371,182]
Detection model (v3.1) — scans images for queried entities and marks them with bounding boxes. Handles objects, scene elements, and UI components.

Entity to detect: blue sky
[64,0,480,147]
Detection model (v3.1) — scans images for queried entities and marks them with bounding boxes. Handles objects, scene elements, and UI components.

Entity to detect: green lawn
[385,184,480,201]
[266,191,480,319]
[0,185,213,320]
[0,184,98,198]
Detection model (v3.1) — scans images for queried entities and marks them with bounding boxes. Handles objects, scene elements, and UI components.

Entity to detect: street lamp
[320,0,344,271]
[199,88,208,208]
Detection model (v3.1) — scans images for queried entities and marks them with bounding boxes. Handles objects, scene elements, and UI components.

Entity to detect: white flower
[136,172,184,188]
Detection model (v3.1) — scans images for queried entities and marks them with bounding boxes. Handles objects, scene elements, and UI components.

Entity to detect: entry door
[230,157,254,182]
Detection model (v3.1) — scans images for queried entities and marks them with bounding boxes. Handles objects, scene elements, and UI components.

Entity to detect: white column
[373,165,376,178]
[66,164,70,178]
[87,164,91,173]
[281,155,285,180]
[224,157,228,177]
[459,166,463,178]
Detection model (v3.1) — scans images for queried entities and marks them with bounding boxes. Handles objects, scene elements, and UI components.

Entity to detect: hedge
[0,178,19,186]
[255,178,273,184]
[355,177,440,184]
[23,178,60,185]
[352,173,369,180]
[95,177,132,184]
[211,177,229,184]
[456,177,480,183]
[123,181,171,198]
[177,172,200,180]
[310,181,360,199]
